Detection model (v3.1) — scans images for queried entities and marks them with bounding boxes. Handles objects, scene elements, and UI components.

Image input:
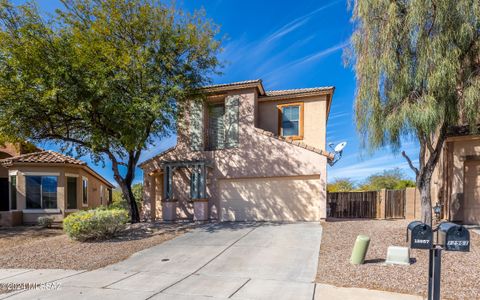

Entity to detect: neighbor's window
[26,176,58,209]
[100,185,104,205]
[10,175,16,210]
[278,103,304,139]
[108,188,112,204]
[67,177,77,209]
[82,177,88,206]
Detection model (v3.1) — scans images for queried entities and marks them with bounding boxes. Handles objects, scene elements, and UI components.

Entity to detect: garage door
[219,176,324,221]
[464,160,480,225]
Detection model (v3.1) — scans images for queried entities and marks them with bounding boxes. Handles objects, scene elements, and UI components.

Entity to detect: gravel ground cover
[0,222,192,270]
[316,219,480,300]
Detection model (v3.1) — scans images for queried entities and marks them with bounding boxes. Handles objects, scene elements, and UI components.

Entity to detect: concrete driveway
[0,222,422,300]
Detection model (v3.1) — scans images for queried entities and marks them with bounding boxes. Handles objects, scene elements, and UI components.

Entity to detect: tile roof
[265,86,334,96]
[0,150,86,166]
[202,79,334,99]
[253,128,334,160]
[203,79,262,89]
[138,147,176,168]
[447,124,480,137]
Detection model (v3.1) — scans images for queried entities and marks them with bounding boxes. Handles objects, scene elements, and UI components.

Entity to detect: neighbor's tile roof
[447,124,480,137]
[0,150,86,166]
[265,86,335,96]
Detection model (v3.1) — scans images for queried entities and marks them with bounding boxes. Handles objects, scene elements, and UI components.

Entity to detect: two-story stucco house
[140,80,334,222]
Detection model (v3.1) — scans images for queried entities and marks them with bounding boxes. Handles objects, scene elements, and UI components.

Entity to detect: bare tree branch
[402,150,419,177]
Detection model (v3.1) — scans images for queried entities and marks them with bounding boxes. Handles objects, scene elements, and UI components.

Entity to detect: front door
[0,178,9,211]
[464,160,480,224]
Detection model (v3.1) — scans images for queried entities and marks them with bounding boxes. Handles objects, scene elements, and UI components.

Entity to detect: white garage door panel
[219,176,324,221]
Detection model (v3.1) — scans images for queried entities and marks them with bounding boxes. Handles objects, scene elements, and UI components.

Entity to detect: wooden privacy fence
[385,189,406,219]
[327,189,407,219]
[327,191,378,218]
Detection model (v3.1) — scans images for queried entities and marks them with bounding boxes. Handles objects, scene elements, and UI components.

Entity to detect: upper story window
[190,96,240,151]
[208,103,226,150]
[278,102,304,139]
[26,176,58,209]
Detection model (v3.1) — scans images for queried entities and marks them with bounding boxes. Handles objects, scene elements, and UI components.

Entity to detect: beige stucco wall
[431,136,480,223]
[0,144,23,178]
[257,95,328,150]
[142,88,328,221]
[8,164,112,224]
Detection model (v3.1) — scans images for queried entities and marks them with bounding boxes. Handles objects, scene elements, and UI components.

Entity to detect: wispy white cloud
[328,111,350,120]
[254,35,317,76]
[263,0,343,44]
[329,154,419,182]
[293,40,349,67]
[263,40,349,87]
[264,18,311,44]
[218,0,343,81]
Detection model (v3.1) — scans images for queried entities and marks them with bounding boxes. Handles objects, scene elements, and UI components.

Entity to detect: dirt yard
[0,222,192,270]
[316,219,480,300]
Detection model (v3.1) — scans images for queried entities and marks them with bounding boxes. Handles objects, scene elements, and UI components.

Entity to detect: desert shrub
[63,208,129,241]
[37,216,54,228]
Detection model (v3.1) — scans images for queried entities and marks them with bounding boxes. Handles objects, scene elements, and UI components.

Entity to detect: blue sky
[14,0,419,186]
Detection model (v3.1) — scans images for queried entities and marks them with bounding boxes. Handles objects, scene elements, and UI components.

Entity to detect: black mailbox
[407,221,433,249]
[437,222,470,252]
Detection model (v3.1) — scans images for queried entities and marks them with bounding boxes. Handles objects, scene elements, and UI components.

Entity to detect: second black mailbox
[407,221,433,249]
[437,222,470,252]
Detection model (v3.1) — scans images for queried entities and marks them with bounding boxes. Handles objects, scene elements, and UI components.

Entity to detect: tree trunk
[108,151,141,223]
[419,181,432,226]
[119,180,140,223]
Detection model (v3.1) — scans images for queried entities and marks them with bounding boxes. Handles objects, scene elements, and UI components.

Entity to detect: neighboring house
[140,80,334,222]
[431,125,480,225]
[0,147,114,226]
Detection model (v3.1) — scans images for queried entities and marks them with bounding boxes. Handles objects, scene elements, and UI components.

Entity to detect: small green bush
[37,216,54,228]
[63,208,129,241]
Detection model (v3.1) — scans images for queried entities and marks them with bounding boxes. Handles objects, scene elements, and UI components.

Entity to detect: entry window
[82,177,88,206]
[67,177,77,209]
[10,175,16,210]
[26,176,58,209]
[278,103,303,139]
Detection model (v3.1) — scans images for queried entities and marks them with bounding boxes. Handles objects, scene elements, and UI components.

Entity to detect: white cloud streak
[263,0,343,44]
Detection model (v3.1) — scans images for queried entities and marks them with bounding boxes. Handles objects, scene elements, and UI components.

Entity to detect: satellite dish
[328,141,347,166]
[334,141,347,153]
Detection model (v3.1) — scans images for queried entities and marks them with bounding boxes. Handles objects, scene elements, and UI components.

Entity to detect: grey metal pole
[428,248,433,300]
[432,247,442,300]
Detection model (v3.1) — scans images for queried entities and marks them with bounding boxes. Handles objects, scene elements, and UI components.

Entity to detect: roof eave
[258,88,334,101]
[201,81,266,96]
[1,161,114,188]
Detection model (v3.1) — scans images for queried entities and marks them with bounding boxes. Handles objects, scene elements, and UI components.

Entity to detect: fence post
[405,187,417,220]
[377,189,387,219]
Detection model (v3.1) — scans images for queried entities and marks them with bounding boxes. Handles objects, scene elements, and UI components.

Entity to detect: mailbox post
[406,221,470,300]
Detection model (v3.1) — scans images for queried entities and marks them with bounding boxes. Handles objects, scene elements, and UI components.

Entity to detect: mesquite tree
[0,0,221,222]
[349,0,480,225]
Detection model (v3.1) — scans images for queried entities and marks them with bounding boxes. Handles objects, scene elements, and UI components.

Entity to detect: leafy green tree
[111,183,142,210]
[358,168,415,191]
[327,178,356,192]
[0,0,221,222]
[349,0,480,224]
